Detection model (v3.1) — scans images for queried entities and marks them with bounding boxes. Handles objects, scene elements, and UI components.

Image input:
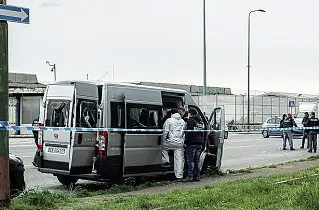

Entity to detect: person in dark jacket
[281,113,297,151]
[178,106,189,122]
[32,118,40,167]
[301,112,309,149]
[280,114,287,141]
[305,112,319,153]
[185,108,204,181]
[32,117,39,146]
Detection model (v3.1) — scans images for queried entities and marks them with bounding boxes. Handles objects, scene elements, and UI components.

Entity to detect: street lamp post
[46,61,56,81]
[247,9,265,126]
[203,0,207,95]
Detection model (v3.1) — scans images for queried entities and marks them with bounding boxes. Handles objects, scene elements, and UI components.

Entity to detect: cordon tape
[1,121,319,133]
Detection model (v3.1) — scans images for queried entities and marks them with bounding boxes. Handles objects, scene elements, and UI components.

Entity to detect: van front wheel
[57,175,78,186]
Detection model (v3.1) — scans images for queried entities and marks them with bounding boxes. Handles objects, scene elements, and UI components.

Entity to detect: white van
[37,81,225,185]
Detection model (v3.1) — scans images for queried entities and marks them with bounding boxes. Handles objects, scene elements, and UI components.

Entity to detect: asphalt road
[9,133,315,190]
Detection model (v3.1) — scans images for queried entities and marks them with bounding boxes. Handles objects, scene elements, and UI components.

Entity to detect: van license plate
[47,147,66,155]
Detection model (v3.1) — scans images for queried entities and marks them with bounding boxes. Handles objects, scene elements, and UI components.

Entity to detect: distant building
[133,82,232,95]
[9,73,46,134]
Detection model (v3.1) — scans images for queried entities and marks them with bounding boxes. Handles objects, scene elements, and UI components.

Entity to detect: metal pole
[86,74,88,80]
[203,0,207,95]
[0,0,10,207]
[247,12,251,126]
[247,9,265,127]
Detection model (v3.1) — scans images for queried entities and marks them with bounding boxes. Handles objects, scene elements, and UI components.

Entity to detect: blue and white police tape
[1,121,319,133]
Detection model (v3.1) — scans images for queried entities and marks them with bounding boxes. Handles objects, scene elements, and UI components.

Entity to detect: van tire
[10,162,26,197]
[57,175,78,186]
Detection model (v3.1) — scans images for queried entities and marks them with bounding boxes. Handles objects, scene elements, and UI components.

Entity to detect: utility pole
[203,0,207,95]
[247,9,266,127]
[0,0,10,207]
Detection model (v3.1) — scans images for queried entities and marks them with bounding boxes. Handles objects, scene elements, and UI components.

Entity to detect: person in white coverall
[162,108,186,180]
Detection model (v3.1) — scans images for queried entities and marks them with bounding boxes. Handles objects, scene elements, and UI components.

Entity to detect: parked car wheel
[57,175,78,186]
[9,154,26,197]
[262,130,269,138]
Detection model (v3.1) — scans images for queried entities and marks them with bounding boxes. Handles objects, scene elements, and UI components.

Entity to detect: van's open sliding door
[123,88,163,176]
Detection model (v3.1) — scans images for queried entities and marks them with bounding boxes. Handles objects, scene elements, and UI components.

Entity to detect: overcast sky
[7,0,319,95]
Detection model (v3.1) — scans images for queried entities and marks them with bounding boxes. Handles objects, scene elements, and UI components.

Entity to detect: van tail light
[37,144,43,151]
[37,127,44,151]
[98,131,108,157]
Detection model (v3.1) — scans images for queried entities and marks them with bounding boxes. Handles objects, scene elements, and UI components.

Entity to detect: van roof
[49,80,188,95]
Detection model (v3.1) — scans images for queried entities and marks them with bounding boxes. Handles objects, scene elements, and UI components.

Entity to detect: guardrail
[227,123,263,131]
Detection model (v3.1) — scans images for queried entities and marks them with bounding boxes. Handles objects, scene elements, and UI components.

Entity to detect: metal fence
[193,95,318,124]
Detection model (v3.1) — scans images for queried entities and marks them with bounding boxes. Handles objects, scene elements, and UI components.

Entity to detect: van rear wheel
[57,175,78,186]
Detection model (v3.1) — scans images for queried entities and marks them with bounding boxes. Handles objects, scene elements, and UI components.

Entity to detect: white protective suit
[162,113,186,179]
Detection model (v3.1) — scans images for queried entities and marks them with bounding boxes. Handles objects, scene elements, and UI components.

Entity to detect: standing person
[301,112,309,149]
[280,114,287,141]
[178,106,188,121]
[185,108,204,182]
[305,112,319,153]
[162,108,186,181]
[281,113,297,151]
[32,117,40,167]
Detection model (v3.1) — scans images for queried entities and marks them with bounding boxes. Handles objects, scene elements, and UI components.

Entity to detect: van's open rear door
[41,82,98,175]
[42,84,75,174]
[69,82,98,175]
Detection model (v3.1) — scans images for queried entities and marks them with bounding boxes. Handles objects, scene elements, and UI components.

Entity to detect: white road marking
[225,145,257,149]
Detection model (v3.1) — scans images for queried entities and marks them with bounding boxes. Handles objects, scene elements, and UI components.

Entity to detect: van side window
[127,105,160,129]
[149,110,159,128]
[76,99,98,128]
[111,102,125,128]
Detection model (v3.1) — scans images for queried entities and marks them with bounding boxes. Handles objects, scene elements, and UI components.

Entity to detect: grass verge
[10,166,319,210]
[66,167,319,210]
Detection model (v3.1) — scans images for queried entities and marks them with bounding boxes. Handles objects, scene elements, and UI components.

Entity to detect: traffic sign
[289,100,295,107]
[0,4,29,24]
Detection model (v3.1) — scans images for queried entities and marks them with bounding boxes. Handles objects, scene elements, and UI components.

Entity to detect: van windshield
[45,99,71,127]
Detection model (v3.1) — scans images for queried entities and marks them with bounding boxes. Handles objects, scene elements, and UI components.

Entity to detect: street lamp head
[258,9,266,12]
[46,61,50,65]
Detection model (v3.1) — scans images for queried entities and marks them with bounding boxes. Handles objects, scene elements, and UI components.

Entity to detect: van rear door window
[46,100,70,127]
[76,100,97,128]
